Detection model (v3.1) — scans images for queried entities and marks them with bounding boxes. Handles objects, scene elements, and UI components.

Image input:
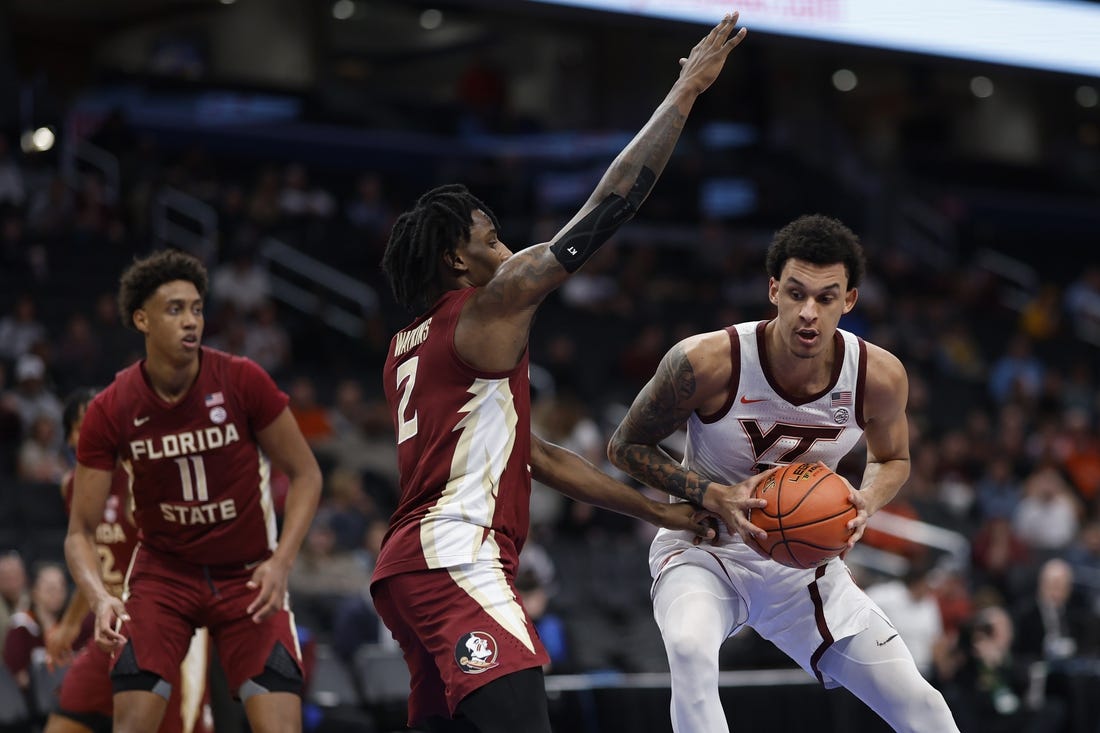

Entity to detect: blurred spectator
[16,414,66,483]
[1011,558,1097,663]
[974,456,1023,525]
[288,522,370,633]
[54,313,103,391]
[7,354,63,444]
[288,376,334,449]
[0,294,47,363]
[90,291,139,375]
[25,174,76,238]
[971,515,1033,602]
[247,166,282,232]
[331,518,389,663]
[73,171,122,243]
[531,391,608,536]
[321,468,376,553]
[0,552,28,657]
[1057,360,1096,417]
[1065,520,1100,613]
[209,246,271,316]
[989,333,1045,404]
[2,562,66,692]
[515,541,568,671]
[1063,267,1100,346]
[1052,408,1100,503]
[279,163,335,220]
[1011,465,1082,554]
[1018,285,1063,343]
[866,560,946,678]
[934,605,1038,733]
[317,382,398,491]
[242,300,291,376]
[345,173,391,243]
[935,320,986,382]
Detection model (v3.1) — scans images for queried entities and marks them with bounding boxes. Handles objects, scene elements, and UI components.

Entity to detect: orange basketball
[744,462,857,569]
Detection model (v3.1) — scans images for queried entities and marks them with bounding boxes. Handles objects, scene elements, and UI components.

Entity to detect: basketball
[744,462,857,569]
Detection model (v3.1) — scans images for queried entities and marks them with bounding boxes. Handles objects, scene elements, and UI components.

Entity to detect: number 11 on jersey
[175,455,209,501]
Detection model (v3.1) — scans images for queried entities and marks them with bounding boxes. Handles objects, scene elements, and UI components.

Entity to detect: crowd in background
[0,71,1098,731]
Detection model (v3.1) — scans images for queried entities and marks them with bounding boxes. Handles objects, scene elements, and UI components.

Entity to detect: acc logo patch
[833,408,849,424]
[454,631,499,674]
[209,406,228,424]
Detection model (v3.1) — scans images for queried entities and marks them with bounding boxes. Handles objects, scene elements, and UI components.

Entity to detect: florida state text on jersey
[77,348,289,567]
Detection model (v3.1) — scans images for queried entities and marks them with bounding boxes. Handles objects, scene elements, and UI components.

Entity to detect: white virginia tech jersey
[651,320,868,564]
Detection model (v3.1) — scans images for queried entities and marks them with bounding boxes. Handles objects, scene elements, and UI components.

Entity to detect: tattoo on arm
[611,345,711,504]
[595,102,687,203]
[484,245,568,308]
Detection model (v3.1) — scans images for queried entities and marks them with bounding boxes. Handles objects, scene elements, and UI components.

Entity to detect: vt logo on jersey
[739,420,844,465]
[455,631,499,674]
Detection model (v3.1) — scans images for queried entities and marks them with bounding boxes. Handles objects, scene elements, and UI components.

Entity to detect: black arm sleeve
[549,166,657,273]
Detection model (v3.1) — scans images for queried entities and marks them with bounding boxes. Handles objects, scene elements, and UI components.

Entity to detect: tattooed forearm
[486,245,570,308]
[595,101,687,203]
[609,345,711,504]
[611,441,713,505]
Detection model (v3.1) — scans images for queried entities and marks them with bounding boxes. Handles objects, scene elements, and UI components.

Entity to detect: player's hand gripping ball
[744,462,857,569]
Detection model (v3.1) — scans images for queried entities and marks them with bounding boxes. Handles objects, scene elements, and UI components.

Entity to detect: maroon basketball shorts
[58,634,212,733]
[372,561,549,726]
[116,546,301,696]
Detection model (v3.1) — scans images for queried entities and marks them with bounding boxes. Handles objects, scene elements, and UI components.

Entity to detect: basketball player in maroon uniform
[46,388,212,733]
[65,250,322,733]
[373,13,746,733]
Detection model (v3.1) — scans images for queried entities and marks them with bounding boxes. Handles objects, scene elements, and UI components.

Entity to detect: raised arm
[608,332,769,540]
[469,14,746,325]
[531,433,715,539]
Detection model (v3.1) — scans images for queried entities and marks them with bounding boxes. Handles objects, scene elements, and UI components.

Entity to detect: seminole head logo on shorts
[454,631,499,674]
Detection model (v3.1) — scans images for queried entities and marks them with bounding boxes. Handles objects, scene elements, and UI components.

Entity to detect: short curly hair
[118,249,208,331]
[765,214,865,290]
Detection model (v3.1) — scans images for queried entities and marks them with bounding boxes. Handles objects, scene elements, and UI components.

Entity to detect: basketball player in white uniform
[608,215,959,732]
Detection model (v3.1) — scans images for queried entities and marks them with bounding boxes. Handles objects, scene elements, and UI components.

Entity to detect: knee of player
[902,683,955,732]
[661,625,713,667]
[239,641,304,702]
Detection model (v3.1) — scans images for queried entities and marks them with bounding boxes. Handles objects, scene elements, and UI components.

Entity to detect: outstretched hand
[677,12,747,95]
[657,501,721,542]
[703,467,777,542]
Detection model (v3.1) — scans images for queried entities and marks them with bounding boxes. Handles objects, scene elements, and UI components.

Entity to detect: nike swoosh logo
[133,416,151,426]
[740,396,767,404]
[876,633,899,646]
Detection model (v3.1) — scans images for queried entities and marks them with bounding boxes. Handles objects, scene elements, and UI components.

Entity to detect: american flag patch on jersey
[831,391,852,407]
[204,392,225,407]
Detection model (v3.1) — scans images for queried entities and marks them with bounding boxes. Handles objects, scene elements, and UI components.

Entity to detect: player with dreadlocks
[371,13,747,733]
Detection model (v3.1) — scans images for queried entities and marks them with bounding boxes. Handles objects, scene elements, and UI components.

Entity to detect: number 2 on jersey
[96,546,123,587]
[395,357,419,444]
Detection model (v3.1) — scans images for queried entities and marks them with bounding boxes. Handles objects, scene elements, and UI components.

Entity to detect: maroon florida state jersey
[77,348,289,567]
[63,468,137,598]
[374,288,533,582]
